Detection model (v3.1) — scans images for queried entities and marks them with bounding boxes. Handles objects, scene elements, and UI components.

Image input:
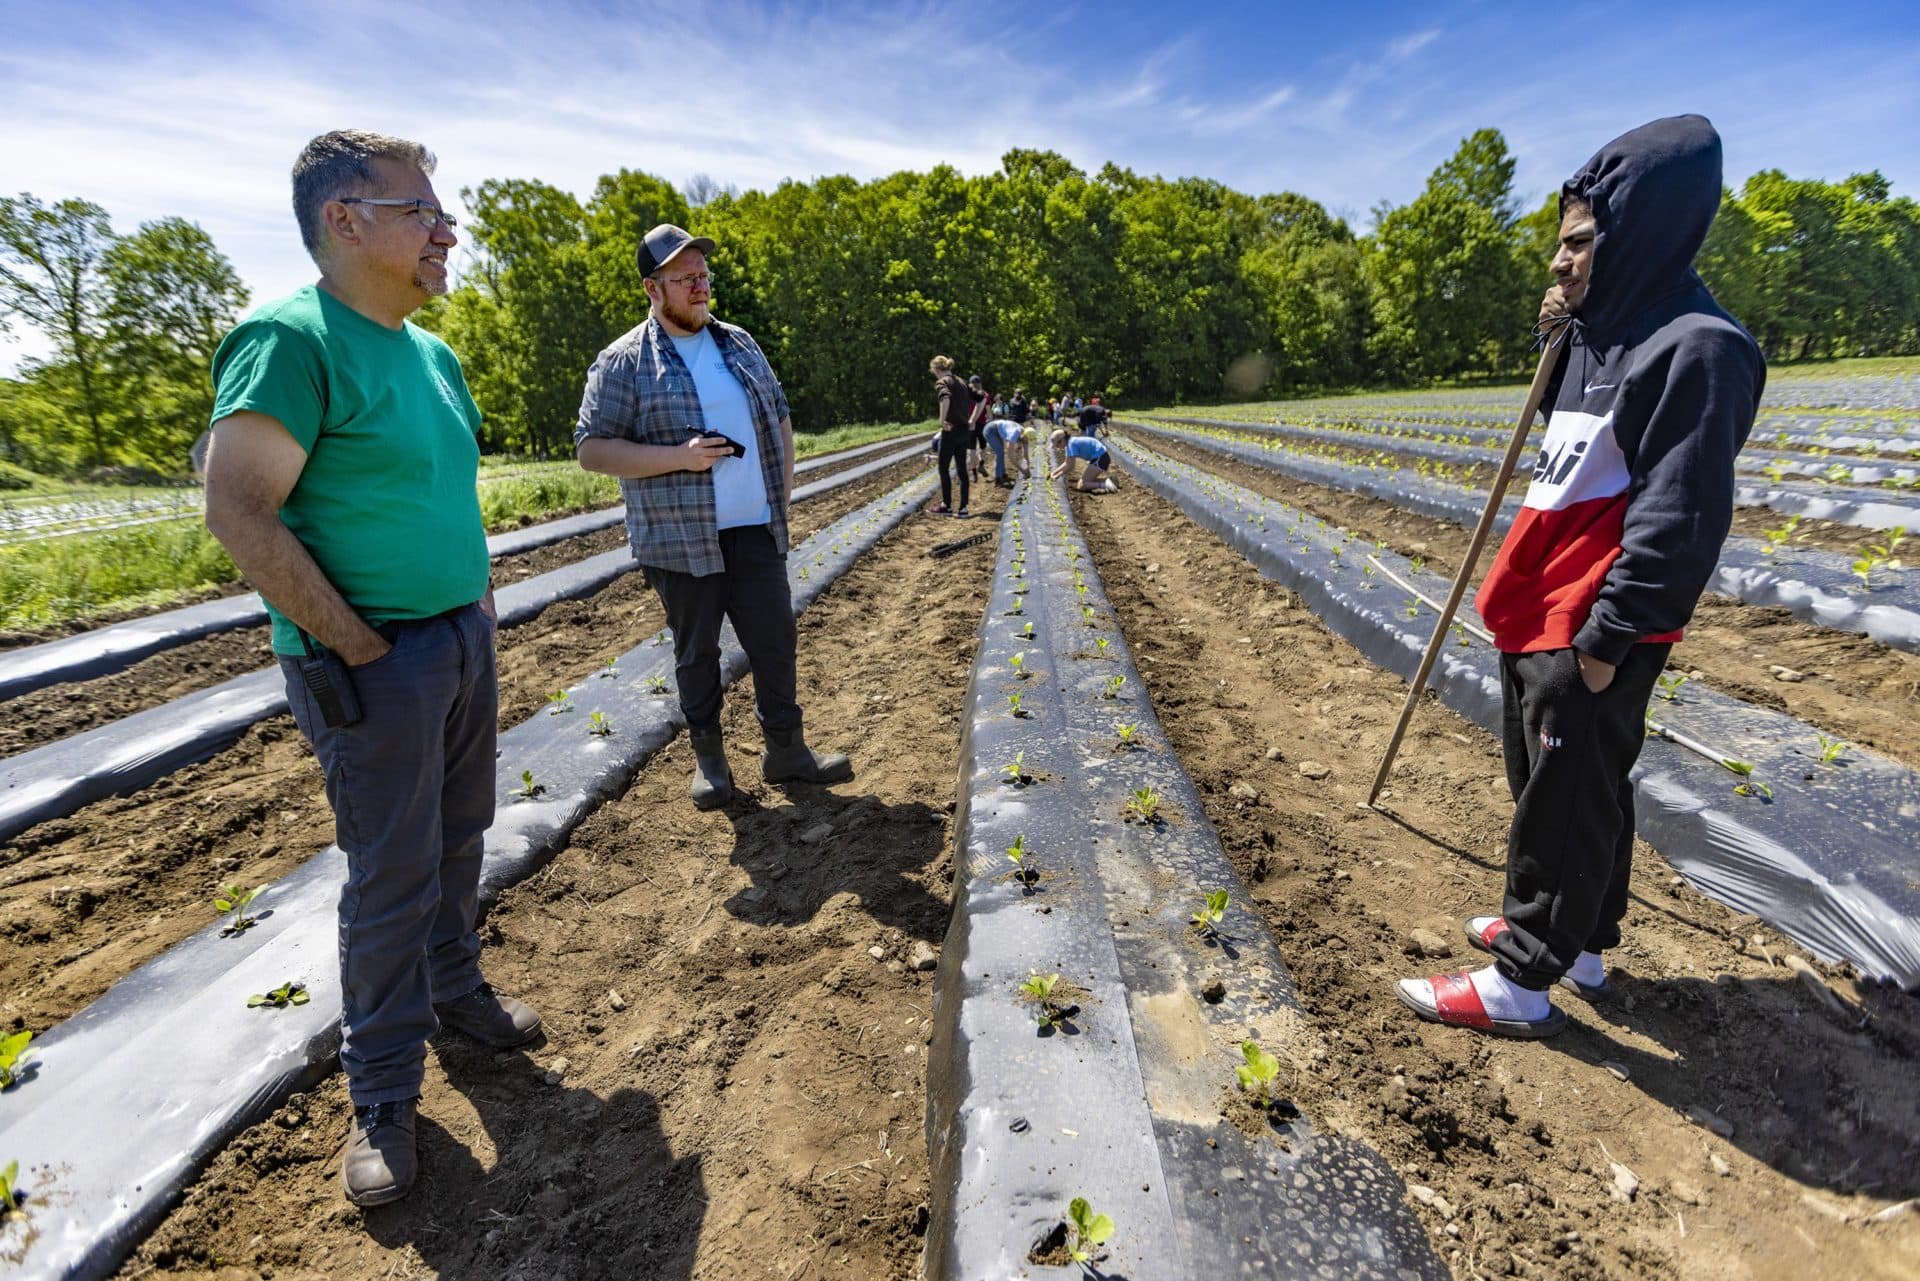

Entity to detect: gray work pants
[280,602,497,1107]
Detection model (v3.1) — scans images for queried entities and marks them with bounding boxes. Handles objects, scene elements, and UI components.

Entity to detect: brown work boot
[433,981,542,1048]
[343,1098,418,1206]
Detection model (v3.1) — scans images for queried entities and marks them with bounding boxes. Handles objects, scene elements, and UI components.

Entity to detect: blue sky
[2,0,1917,370]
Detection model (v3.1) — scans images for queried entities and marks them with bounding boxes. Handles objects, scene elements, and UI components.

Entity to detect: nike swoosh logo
[1585,383,1617,394]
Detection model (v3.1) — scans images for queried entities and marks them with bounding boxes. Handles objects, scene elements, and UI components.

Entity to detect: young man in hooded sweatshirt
[1396,115,1765,1038]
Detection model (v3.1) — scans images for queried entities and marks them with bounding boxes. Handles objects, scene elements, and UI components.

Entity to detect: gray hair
[291,130,437,265]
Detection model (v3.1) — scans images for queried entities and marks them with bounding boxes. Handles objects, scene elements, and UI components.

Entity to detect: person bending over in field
[984,417,1029,486]
[1050,428,1117,492]
[1396,115,1763,1039]
[204,129,542,1208]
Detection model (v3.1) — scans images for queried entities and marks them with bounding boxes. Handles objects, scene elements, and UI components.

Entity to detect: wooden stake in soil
[1364,333,1569,807]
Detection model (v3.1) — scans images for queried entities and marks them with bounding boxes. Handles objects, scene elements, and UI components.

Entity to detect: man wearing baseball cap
[575,224,852,808]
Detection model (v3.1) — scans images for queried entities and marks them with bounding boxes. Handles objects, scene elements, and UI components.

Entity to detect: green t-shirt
[210,285,489,655]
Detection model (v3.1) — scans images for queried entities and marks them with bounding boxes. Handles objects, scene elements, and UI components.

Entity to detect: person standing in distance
[204,129,541,1208]
[1396,115,1764,1038]
[929,355,973,516]
[576,224,852,809]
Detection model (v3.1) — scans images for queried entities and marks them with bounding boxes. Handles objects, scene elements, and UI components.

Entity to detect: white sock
[1567,950,1606,987]
[1468,964,1550,1021]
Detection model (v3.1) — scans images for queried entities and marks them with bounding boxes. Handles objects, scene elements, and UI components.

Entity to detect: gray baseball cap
[637,223,715,278]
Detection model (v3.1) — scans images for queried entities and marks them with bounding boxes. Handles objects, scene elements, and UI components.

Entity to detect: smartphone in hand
[692,431,746,458]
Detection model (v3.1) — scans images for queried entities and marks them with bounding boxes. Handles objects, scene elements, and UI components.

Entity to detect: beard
[656,293,710,333]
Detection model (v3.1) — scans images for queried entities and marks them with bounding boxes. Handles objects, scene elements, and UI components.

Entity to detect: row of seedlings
[0,441,936,844]
[0,433,924,703]
[0,470,938,1281]
[923,475,1445,1278]
[1112,434,1920,990]
[1119,418,1920,655]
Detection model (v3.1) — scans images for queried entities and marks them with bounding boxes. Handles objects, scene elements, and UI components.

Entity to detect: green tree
[0,194,117,467]
[104,217,250,471]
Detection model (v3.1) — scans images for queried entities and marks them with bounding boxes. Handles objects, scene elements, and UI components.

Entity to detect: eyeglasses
[655,271,711,288]
[340,197,459,231]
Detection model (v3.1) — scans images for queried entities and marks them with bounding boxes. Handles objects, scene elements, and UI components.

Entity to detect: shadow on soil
[1544,973,1920,1201]
[716,788,949,942]
[365,1041,703,1277]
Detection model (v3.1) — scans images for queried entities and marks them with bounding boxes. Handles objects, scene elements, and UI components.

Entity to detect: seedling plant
[1852,526,1906,588]
[1006,834,1038,884]
[215,882,268,936]
[1654,672,1688,703]
[1815,733,1849,765]
[546,689,573,715]
[1067,1196,1114,1265]
[644,675,670,694]
[1103,674,1126,699]
[1190,889,1229,938]
[1008,691,1029,718]
[248,980,310,1009]
[1002,751,1028,785]
[1019,972,1076,1029]
[1235,1039,1282,1108]
[0,1031,34,1090]
[1010,653,1030,679]
[1125,786,1163,824]
[588,711,613,737]
[599,657,620,678]
[0,1161,19,1216]
[1724,758,1773,799]
[512,769,545,800]
[1113,720,1140,748]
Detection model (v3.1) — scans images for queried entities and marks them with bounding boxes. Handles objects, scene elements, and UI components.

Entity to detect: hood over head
[1563,114,1722,339]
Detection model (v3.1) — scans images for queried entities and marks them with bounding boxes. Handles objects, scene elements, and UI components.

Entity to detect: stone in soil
[1297,760,1332,779]
[1403,928,1452,959]
[907,941,938,972]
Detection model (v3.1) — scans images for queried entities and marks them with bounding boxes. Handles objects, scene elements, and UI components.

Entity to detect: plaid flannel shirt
[575,315,792,577]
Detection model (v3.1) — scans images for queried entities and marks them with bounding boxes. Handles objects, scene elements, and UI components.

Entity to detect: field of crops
[0,377,1916,1281]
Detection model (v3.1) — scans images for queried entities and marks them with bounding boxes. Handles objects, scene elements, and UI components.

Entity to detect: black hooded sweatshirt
[1476,115,1766,664]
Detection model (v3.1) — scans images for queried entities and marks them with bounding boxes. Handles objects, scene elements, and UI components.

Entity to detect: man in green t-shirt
[203,130,540,1208]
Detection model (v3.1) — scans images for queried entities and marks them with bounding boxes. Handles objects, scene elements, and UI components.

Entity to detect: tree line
[3,129,1916,476]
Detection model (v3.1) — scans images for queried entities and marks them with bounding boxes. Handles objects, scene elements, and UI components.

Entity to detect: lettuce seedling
[1010,653,1030,678]
[1082,605,1094,625]
[1007,835,1038,884]
[1655,673,1688,702]
[588,711,613,737]
[512,769,545,800]
[644,675,669,694]
[1095,637,1111,655]
[1815,732,1849,765]
[1008,692,1029,718]
[1103,675,1126,699]
[547,689,573,715]
[1452,623,1472,649]
[1852,526,1906,588]
[1190,889,1229,937]
[598,657,619,678]
[1235,1039,1281,1107]
[1019,972,1074,1028]
[1113,720,1140,747]
[0,1031,34,1090]
[1067,1197,1114,1265]
[0,1161,19,1215]
[247,980,310,1009]
[1002,751,1027,784]
[1007,595,1025,616]
[1023,621,1035,638]
[1126,786,1162,823]
[214,882,268,936]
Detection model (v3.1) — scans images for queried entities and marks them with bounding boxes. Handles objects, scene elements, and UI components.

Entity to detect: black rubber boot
[761,725,853,785]
[690,729,734,810]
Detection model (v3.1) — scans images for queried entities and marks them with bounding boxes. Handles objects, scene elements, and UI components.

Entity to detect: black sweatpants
[645,525,801,735]
[1488,644,1669,990]
[937,430,970,509]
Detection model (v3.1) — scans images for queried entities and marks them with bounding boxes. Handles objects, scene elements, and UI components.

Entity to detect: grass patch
[793,421,929,458]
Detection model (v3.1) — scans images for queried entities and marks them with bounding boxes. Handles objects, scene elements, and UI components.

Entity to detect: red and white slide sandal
[1395,971,1568,1039]
[1463,916,1616,1002]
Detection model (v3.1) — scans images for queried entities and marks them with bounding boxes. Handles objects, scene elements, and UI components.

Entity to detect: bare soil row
[0,458,930,1035]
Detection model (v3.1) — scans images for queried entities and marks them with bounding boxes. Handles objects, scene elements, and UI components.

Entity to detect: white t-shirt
[671,327,770,530]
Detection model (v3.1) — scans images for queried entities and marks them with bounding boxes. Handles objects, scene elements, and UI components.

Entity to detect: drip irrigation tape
[1121,419,1920,655]
[0,470,938,1281]
[0,436,923,704]
[1117,436,1920,990]
[0,445,930,845]
[923,477,1443,1279]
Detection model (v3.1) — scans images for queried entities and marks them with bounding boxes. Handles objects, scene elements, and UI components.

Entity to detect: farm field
[0,373,1916,1281]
